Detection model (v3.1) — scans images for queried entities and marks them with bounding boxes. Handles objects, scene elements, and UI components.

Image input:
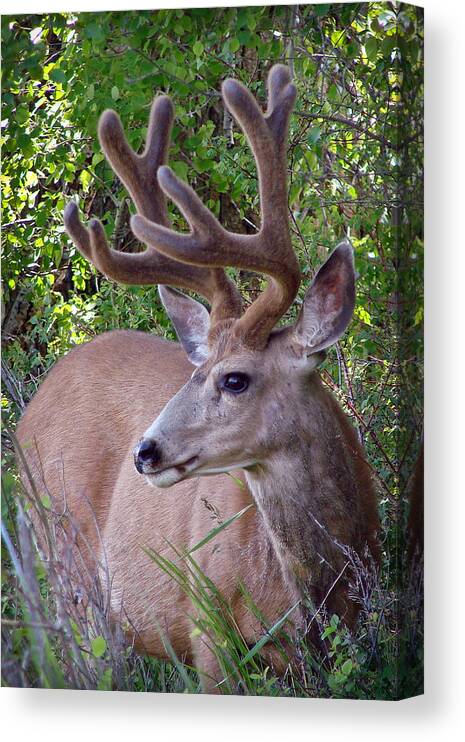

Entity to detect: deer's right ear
[158,286,210,366]
[293,241,356,356]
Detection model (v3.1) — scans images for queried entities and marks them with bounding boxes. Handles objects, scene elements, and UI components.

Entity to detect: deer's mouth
[144,455,260,489]
[144,456,199,488]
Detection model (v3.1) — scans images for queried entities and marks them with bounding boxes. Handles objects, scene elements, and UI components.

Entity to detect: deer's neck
[244,375,364,603]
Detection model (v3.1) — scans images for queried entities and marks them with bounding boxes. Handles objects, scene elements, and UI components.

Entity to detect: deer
[16,64,380,693]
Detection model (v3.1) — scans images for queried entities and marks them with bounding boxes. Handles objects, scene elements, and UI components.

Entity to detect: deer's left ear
[158,285,210,366]
[293,241,356,355]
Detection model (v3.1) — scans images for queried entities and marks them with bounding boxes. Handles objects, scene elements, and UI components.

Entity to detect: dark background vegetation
[1,3,423,698]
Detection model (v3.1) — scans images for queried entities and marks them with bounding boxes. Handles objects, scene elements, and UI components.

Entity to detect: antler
[131,64,301,349]
[64,96,242,324]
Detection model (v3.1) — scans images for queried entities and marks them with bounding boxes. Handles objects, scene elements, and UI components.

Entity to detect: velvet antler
[64,96,242,325]
[131,65,301,349]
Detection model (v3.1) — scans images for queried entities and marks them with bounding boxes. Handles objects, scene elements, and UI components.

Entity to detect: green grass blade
[153,620,197,693]
[239,600,301,666]
[187,503,254,555]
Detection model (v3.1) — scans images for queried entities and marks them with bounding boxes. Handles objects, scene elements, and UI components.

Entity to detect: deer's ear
[293,242,356,355]
[158,286,210,366]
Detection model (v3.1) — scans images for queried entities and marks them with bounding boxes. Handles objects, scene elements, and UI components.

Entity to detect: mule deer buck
[17,65,379,692]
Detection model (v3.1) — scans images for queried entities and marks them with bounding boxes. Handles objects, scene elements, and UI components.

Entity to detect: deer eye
[220,372,250,394]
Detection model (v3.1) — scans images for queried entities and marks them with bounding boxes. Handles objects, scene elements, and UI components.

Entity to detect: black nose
[134,438,161,473]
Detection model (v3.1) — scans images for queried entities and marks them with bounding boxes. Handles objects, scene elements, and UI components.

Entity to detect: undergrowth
[1,433,423,699]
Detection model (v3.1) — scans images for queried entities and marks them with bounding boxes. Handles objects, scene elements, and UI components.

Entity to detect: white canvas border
[1,0,464,739]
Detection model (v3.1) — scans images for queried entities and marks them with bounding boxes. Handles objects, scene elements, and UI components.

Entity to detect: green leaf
[238,30,251,46]
[314,4,330,16]
[79,169,92,192]
[365,37,378,62]
[355,306,372,325]
[41,495,51,509]
[246,12,257,30]
[91,636,107,658]
[321,625,336,640]
[50,68,66,84]
[307,126,322,145]
[229,38,240,53]
[84,23,104,42]
[327,84,338,103]
[304,149,318,169]
[171,160,189,181]
[16,106,29,125]
[111,86,120,101]
[382,36,397,56]
[341,659,353,675]
[193,40,204,57]
[25,170,39,187]
[92,152,104,167]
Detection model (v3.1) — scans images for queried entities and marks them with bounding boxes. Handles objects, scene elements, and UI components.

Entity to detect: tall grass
[1,432,423,698]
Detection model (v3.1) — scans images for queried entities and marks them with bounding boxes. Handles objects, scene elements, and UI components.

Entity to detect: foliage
[2,2,423,698]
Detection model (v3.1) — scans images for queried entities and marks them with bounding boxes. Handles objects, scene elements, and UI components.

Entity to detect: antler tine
[98,95,173,225]
[131,64,301,349]
[266,63,297,145]
[64,96,242,323]
[64,201,219,298]
[222,63,297,227]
